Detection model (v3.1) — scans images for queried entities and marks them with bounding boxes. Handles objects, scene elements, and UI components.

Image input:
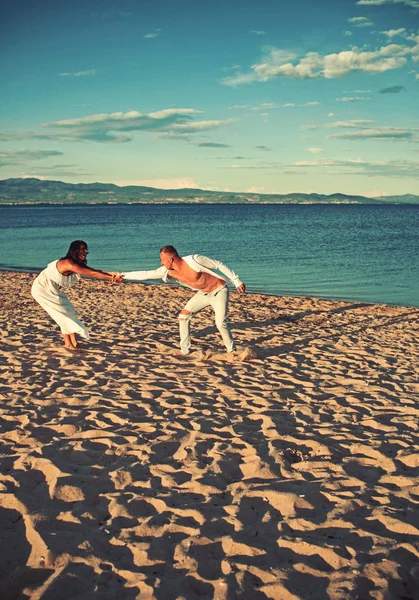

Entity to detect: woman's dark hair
[61,240,88,266]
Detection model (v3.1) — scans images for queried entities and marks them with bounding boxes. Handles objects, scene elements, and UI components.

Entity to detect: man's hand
[237,283,246,294]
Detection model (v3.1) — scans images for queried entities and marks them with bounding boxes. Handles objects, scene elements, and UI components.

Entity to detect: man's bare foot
[227,347,257,362]
[196,349,213,360]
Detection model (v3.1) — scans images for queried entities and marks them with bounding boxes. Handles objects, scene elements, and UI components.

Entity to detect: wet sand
[1,271,418,599]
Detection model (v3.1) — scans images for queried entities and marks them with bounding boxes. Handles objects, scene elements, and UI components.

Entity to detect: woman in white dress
[32,240,122,351]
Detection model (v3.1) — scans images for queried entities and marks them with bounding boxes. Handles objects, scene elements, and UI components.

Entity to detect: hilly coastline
[1,177,418,205]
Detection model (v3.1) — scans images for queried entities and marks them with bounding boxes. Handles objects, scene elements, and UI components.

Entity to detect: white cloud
[169,119,235,133]
[383,28,406,38]
[219,163,272,170]
[333,120,376,127]
[336,96,371,101]
[222,43,410,84]
[115,178,201,189]
[303,119,376,130]
[59,69,99,77]
[148,108,203,118]
[247,186,266,192]
[217,156,419,178]
[144,29,161,39]
[39,109,234,143]
[328,112,335,117]
[292,157,419,177]
[303,119,418,141]
[221,65,241,72]
[348,16,374,27]
[196,142,231,148]
[328,127,415,140]
[24,165,92,177]
[0,150,63,166]
[250,30,266,35]
[295,158,365,166]
[250,103,279,110]
[307,147,323,153]
[156,132,192,141]
[357,0,419,7]
[222,73,258,85]
[0,130,73,142]
[231,102,292,112]
[411,36,419,61]
[1,109,235,144]
[363,188,386,197]
[304,101,321,105]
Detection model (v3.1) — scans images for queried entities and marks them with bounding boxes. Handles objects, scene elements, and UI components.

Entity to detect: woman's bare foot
[62,333,84,351]
[64,344,78,351]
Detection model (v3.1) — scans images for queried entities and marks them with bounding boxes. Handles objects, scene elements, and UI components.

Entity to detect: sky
[1,0,419,196]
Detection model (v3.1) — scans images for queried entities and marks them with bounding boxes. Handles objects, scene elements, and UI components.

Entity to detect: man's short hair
[160,245,179,256]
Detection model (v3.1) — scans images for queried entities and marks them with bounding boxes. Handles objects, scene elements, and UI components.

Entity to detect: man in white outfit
[123,245,246,355]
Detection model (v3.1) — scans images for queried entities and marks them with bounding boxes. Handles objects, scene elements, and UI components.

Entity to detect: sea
[1,203,418,307]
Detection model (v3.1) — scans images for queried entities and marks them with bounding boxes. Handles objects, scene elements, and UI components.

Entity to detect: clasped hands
[110,272,125,283]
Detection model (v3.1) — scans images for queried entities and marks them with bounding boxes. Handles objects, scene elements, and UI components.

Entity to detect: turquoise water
[1,203,418,306]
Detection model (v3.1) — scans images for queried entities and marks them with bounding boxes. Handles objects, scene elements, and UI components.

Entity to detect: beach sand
[1,271,418,600]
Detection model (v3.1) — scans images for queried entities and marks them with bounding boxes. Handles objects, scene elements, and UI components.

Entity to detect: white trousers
[179,286,235,354]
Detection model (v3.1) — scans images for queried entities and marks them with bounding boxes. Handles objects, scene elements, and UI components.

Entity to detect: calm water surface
[1,203,418,306]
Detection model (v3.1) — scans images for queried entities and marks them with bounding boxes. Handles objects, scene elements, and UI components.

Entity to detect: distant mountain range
[1,178,418,205]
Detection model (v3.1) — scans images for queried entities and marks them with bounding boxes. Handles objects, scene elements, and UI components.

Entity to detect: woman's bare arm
[57,259,122,282]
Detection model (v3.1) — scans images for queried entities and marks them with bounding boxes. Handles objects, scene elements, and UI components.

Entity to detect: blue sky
[1,0,419,195]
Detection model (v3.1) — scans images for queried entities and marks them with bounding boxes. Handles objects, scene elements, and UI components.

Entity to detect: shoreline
[0,268,417,309]
[2,201,419,206]
[1,271,419,599]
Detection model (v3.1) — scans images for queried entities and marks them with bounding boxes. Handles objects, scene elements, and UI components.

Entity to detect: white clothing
[31,260,90,339]
[179,286,234,354]
[123,254,242,353]
[123,254,243,290]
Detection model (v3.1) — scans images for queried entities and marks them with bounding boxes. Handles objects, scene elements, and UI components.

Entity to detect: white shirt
[123,254,243,290]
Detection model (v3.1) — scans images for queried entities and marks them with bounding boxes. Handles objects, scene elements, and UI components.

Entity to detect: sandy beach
[1,270,418,600]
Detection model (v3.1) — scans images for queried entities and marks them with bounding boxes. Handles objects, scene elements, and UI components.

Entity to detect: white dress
[31,260,90,339]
